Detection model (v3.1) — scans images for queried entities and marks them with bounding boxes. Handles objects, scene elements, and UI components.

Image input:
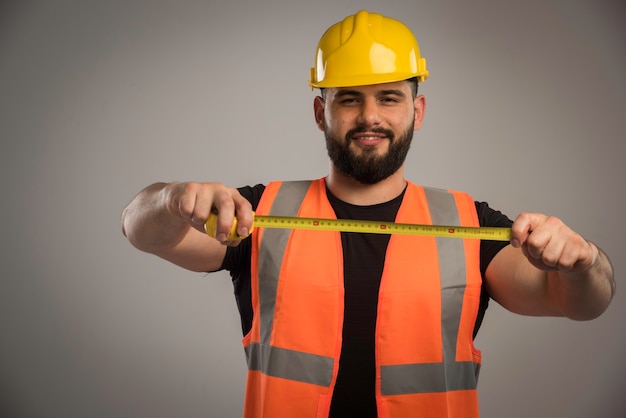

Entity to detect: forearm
[121,182,190,253]
[547,243,615,320]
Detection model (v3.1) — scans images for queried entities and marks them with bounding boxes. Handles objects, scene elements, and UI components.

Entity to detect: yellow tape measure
[206,212,511,241]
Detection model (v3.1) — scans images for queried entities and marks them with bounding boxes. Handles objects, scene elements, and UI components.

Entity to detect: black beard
[325,125,413,185]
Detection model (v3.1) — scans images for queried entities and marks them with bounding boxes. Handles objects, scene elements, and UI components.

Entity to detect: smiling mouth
[351,132,388,148]
[353,132,386,141]
[348,126,394,143]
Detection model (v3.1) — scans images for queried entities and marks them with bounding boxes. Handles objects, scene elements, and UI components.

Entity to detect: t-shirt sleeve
[474,201,513,337]
[477,201,514,277]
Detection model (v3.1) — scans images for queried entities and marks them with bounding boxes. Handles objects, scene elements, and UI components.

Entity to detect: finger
[521,245,556,271]
[173,183,193,219]
[510,212,546,247]
[172,183,204,222]
[527,217,578,269]
[518,218,553,260]
[213,200,236,242]
[232,193,253,237]
[575,240,599,272]
[553,240,580,272]
[536,234,566,268]
[560,237,598,272]
[190,186,215,226]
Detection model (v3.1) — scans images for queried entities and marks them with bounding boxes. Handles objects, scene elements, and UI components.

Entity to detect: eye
[380,96,400,104]
[339,97,360,105]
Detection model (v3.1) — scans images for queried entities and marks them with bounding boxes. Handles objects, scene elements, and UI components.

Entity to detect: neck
[325,165,407,205]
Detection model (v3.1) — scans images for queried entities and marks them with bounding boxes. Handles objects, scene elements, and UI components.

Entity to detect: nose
[357,97,382,126]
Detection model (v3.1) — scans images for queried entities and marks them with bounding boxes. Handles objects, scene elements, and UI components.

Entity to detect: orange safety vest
[243,178,483,418]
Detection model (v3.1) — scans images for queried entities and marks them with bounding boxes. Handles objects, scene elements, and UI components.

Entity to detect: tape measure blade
[253,215,510,241]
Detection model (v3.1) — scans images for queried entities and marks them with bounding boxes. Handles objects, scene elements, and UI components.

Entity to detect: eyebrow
[334,89,363,98]
[378,89,407,97]
[334,89,407,98]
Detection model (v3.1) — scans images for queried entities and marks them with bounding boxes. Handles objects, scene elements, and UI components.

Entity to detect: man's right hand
[122,181,252,272]
[163,182,253,245]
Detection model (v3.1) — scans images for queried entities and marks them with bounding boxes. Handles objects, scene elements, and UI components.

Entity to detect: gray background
[1,0,624,417]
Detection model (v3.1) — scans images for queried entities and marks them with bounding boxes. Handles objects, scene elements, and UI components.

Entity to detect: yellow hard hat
[309,10,429,89]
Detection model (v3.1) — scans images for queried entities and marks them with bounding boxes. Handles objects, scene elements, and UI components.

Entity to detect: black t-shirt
[219,183,513,418]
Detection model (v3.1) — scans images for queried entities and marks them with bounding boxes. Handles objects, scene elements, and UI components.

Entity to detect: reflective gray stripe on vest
[381,187,479,395]
[380,361,480,394]
[246,342,334,387]
[257,180,311,346]
[251,181,336,387]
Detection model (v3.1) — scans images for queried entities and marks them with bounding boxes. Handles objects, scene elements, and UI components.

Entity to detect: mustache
[346,126,395,142]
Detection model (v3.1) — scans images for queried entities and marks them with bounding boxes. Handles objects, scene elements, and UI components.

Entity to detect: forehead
[327,80,412,97]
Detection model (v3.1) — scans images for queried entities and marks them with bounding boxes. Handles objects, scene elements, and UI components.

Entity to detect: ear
[413,95,426,130]
[313,96,326,131]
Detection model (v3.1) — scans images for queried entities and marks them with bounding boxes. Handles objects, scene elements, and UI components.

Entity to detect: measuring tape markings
[206,212,511,241]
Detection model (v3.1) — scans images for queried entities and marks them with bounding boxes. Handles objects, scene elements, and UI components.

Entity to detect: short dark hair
[407,77,419,98]
[319,77,419,100]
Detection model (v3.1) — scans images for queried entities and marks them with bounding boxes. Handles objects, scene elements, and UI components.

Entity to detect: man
[121,10,615,418]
